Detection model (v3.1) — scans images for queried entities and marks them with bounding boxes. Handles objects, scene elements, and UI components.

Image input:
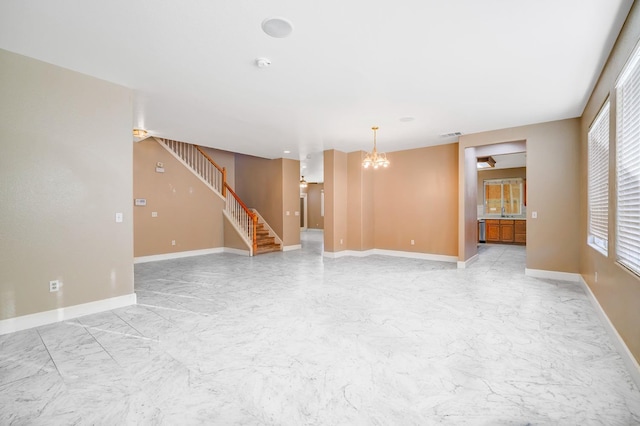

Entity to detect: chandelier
[299,176,308,188]
[362,126,390,169]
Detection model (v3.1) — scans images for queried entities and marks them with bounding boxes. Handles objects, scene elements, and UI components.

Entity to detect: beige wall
[373,144,458,255]
[579,1,640,363]
[323,144,457,256]
[0,49,134,320]
[133,138,225,257]
[347,151,374,251]
[306,184,324,229]
[234,154,300,247]
[324,150,348,252]
[459,119,581,272]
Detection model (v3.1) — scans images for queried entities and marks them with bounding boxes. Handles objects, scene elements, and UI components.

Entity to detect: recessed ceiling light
[399,116,415,122]
[284,150,291,154]
[262,17,294,38]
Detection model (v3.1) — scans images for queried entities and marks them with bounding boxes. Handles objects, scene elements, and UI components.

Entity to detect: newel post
[252,214,258,254]
[222,167,227,197]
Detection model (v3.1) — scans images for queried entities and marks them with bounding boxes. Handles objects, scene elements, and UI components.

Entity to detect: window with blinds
[615,44,640,277]
[588,101,610,255]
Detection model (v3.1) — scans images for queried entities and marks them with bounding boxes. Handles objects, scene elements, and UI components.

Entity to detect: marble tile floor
[2,232,640,425]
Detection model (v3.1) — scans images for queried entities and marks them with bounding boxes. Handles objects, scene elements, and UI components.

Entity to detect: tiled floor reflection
[2,233,640,424]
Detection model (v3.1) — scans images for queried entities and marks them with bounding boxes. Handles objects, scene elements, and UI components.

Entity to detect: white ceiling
[0,1,632,183]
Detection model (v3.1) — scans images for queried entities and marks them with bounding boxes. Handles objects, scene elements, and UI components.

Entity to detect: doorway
[300,193,308,230]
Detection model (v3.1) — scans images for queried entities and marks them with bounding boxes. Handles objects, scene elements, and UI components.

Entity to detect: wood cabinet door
[501,224,514,242]
[487,224,500,241]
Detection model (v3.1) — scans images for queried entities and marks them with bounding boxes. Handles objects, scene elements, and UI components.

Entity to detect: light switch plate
[115,212,123,223]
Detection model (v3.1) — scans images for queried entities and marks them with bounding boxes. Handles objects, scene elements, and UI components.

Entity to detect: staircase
[255,222,281,254]
[157,138,283,256]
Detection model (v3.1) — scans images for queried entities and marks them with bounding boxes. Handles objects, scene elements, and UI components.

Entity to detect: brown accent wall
[235,154,283,236]
[0,49,134,320]
[459,119,581,272]
[133,138,225,257]
[343,152,378,250]
[200,146,235,190]
[373,144,458,255]
[324,150,348,252]
[580,1,640,363]
[234,154,300,247]
[306,183,324,229]
[282,158,301,247]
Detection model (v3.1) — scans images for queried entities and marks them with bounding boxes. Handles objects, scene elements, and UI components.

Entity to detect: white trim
[223,247,250,256]
[525,268,580,282]
[457,253,479,269]
[579,277,640,389]
[283,244,302,252]
[134,248,223,264]
[305,228,324,232]
[0,293,137,335]
[323,249,457,262]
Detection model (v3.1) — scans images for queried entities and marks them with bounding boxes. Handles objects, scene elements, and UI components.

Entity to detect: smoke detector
[256,57,271,68]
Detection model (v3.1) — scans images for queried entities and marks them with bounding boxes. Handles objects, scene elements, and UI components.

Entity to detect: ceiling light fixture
[300,176,308,188]
[133,129,148,139]
[362,126,390,169]
[262,17,294,38]
[477,156,496,169]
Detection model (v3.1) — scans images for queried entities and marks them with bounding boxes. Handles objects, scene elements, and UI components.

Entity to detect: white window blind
[587,101,610,255]
[615,45,640,277]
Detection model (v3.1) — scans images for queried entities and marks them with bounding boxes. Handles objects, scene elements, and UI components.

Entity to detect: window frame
[587,100,610,256]
[614,42,640,277]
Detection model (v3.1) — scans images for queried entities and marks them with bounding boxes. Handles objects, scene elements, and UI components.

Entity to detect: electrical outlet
[49,280,60,292]
[171,240,176,246]
[411,239,415,245]
[340,239,343,245]
[532,211,538,219]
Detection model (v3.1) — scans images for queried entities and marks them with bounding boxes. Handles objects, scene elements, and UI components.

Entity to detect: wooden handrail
[195,145,226,197]
[224,183,255,219]
[195,146,224,173]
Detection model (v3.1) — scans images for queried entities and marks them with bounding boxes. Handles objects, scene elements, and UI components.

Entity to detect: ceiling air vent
[440,132,463,138]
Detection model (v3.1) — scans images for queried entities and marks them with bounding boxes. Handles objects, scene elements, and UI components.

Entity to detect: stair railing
[161,139,226,197]
[159,138,257,254]
[224,183,258,254]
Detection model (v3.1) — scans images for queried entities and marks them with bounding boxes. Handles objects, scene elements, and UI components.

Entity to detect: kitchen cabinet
[486,219,500,242]
[484,219,525,245]
[515,220,526,244]
[500,220,514,242]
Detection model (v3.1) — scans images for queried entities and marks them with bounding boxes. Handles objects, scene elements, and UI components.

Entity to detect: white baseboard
[457,253,479,269]
[579,277,640,389]
[323,249,457,263]
[134,248,224,263]
[525,268,581,282]
[222,247,250,256]
[283,244,302,252]
[0,293,137,335]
